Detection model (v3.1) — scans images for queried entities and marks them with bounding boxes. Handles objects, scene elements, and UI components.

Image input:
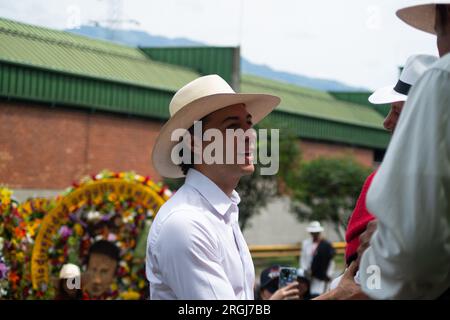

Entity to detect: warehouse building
[0,18,390,243]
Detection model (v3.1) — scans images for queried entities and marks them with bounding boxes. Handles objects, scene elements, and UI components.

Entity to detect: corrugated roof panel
[0,18,200,92]
[241,75,385,129]
[141,47,238,89]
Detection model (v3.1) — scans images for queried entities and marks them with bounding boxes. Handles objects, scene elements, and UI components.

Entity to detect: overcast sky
[0,0,439,90]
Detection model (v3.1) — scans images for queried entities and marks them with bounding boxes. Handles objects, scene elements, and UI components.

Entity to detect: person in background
[320,2,450,300]
[357,1,450,300]
[256,265,300,300]
[345,54,438,264]
[55,263,83,300]
[328,54,438,293]
[300,221,335,297]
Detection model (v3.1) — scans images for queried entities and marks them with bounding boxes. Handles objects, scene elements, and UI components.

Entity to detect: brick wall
[0,101,163,189]
[1,100,375,189]
[299,139,374,168]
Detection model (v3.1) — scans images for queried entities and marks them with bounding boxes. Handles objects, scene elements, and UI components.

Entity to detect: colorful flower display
[0,170,171,299]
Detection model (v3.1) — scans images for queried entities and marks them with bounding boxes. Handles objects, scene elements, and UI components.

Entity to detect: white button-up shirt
[360,53,450,299]
[146,169,255,300]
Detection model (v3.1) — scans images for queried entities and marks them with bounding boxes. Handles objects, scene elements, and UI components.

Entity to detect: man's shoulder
[432,53,450,72]
[408,54,450,104]
[150,185,214,240]
[154,184,204,220]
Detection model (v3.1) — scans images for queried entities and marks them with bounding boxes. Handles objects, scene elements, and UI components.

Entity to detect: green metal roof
[0,18,200,92]
[141,47,239,90]
[241,75,386,129]
[0,18,390,149]
[329,91,391,117]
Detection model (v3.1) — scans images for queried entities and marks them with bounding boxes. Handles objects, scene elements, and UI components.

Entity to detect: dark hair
[179,124,196,176]
[436,4,449,33]
[87,240,120,264]
[179,115,209,175]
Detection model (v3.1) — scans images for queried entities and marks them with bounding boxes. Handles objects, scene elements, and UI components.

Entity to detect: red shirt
[345,171,377,264]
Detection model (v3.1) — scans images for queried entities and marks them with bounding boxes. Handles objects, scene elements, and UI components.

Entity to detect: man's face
[435,5,450,57]
[383,101,405,133]
[311,232,321,241]
[199,103,255,178]
[85,253,117,298]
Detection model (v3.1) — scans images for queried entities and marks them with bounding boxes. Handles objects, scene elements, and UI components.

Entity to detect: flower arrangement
[0,171,171,300]
[0,189,55,299]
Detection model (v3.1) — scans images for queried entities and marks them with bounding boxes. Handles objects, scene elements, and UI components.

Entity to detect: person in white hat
[351,2,450,300]
[369,54,438,133]
[146,74,280,299]
[299,221,335,297]
[55,263,82,300]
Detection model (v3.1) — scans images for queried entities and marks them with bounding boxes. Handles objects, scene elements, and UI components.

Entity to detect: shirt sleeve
[300,239,309,271]
[359,67,450,299]
[155,211,238,300]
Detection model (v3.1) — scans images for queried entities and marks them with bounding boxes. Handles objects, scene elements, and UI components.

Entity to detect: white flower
[0,237,4,251]
[87,210,101,221]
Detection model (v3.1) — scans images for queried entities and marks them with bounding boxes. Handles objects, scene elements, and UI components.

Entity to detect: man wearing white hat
[324,54,437,296]
[146,74,280,299]
[369,54,438,133]
[355,2,450,299]
[300,221,335,297]
[56,263,82,300]
[344,54,437,266]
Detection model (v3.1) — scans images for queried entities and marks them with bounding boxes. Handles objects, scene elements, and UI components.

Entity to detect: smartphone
[278,267,298,288]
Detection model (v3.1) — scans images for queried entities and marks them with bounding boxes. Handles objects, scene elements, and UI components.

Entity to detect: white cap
[306,221,324,233]
[59,263,80,279]
[369,54,438,104]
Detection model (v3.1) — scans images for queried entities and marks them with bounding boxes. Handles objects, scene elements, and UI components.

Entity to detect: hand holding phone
[278,267,298,288]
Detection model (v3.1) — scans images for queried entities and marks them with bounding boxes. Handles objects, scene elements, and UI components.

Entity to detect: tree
[235,165,277,230]
[289,156,372,240]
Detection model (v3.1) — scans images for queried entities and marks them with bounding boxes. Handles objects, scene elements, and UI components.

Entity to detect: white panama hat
[151,74,281,178]
[368,54,438,104]
[59,263,81,279]
[306,221,324,233]
[396,1,450,35]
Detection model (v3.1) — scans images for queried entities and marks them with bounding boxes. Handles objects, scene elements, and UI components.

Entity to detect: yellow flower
[120,290,140,300]
[16,251,25,262]
[110,283,118,291]
[108,193,117,202]
[74,224,84,236]
[20,201,32,214]
[0,188,12,199]
[27,226,36,238]
[93,196,103,205]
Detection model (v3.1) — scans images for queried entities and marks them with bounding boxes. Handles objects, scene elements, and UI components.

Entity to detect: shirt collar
[185,169,240,216]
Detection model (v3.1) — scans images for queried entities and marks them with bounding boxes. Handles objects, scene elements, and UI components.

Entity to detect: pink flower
[58,225,72,238]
